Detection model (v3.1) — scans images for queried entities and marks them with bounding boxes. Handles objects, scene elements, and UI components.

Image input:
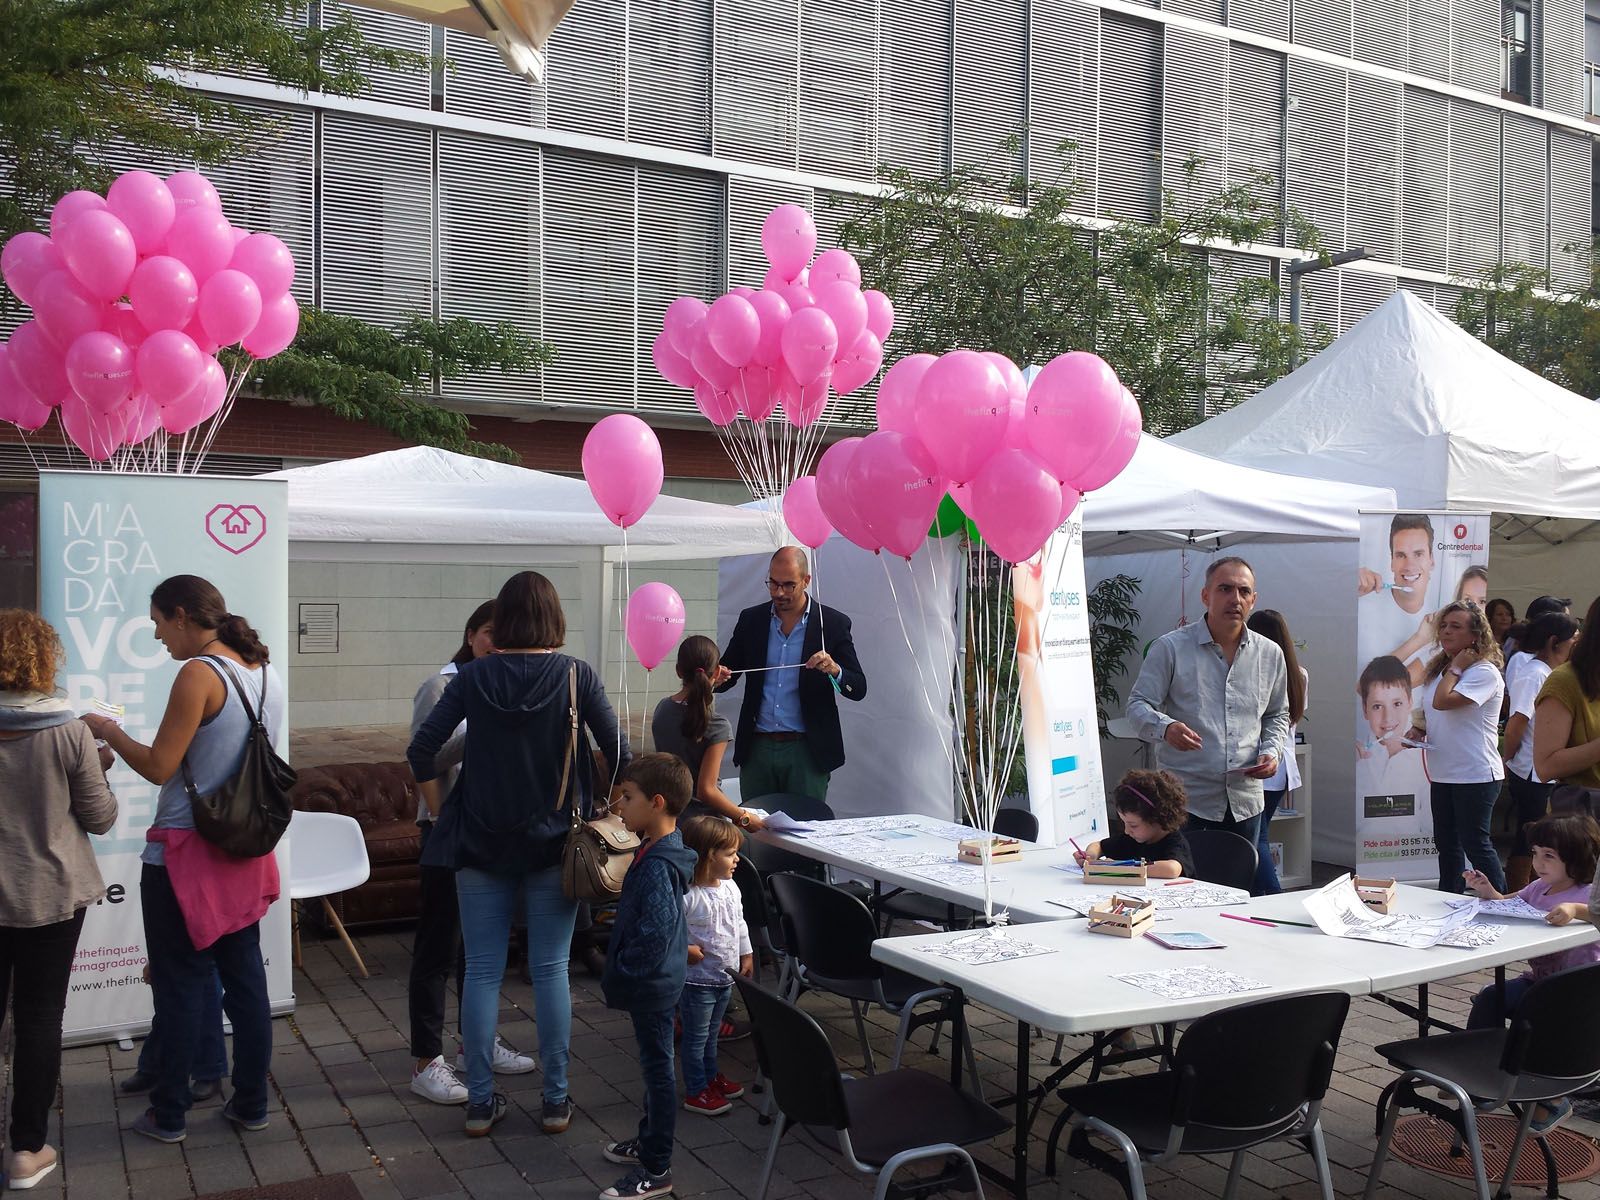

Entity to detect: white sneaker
[410,1055,469,1105]
[456,1037,537,1076]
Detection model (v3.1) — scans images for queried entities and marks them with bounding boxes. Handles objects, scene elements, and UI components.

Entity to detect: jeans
[678,983,732,1096]
[1431,780,1507,893]
[141,864,271,1132]
[455,865,575,1106]
[139,967,228,1082]
[1508,771,1557,858]
[631,1008,677,1175]
[1253,790,1284,896]
[0,909,87,1151]
[1185,810,1263,856]
[1468,973,1536,1030]
[409,823,465,1060]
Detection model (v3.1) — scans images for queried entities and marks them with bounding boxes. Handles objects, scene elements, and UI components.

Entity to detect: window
[1503,0,1531,99]
[1586,12,1600,115]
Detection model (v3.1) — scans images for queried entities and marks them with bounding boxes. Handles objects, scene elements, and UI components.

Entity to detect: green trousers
[739,736,831,804]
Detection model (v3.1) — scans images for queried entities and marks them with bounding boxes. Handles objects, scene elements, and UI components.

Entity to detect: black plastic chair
[733,974,1009,1200]
[766,872,979,1081]
[1047,991,1350,1200]
[1364,961,1600,1200]
[1185,828,1259,892]
[732,852,787,988]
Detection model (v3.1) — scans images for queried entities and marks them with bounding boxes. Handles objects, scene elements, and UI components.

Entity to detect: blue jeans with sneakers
[679,983,731,1096]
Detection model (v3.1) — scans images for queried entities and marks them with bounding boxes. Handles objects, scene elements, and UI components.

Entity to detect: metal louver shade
[357,0,574,81]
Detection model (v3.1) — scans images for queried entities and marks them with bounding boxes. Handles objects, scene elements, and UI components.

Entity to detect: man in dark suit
[715,546,866,805]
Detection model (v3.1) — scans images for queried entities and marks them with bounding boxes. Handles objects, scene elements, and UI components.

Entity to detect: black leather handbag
[182,659,297,859]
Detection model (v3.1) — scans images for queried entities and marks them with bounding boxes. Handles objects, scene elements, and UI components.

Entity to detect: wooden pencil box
[1354,876,1397,913]
[958,835,1023,864]
[1086,895,1157,938]
[1084,860,1149,886]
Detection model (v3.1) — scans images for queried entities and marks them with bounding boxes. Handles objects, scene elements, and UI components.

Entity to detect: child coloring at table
[1073,770,1195,880]
[677,816,754,1118]
[1464,811,1600,1135]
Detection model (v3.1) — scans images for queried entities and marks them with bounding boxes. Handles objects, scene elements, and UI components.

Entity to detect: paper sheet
[1437,922,1505,949]
[751,809,814,834]
[1444,896,1551,922]
[905,862,988,886]
[912,931,1057,966]
[799,816,914,837]
[1302,874,1480,948]
[1113,966,1270,1000]
[1045,882,1248,915]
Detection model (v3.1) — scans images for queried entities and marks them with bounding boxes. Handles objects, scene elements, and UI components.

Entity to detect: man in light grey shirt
[1125,557,1290,850]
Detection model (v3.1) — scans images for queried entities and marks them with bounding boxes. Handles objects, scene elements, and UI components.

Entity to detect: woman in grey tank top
[84,575,285,1144]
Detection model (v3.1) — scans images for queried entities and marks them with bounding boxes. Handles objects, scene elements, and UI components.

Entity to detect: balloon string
[880,552,958,783]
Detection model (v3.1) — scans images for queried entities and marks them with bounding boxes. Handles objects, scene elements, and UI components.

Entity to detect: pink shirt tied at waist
[1515,878,1600,980]
[147,828,280,950]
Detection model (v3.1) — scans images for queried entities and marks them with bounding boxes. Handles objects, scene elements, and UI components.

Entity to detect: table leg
[1013,1019,1031,1199]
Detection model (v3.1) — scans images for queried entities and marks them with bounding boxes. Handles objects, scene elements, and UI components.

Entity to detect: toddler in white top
[678,816,753,1116]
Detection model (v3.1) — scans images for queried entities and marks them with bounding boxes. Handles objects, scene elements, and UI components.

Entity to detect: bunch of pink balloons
[651,204,895,429]
[803,348,1141,563]
[0,170,300,461]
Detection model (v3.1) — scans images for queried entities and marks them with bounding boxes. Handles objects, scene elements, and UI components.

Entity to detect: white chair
[287,810,372,978]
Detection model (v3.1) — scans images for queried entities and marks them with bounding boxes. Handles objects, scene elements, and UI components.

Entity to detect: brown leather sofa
[290,762,422,927]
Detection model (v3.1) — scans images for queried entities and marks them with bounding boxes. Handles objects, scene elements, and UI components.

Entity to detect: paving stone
[302,1125,381,1175]
[383,1152,458,1200]
[128,1164,195,1200]
[245,1139,317,1185]
[455,1163,536,1199]
[184,1144,258,1194]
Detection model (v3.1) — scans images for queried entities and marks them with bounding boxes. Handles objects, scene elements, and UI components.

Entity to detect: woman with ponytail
[651,635,764,831]
[83,575,284,1146]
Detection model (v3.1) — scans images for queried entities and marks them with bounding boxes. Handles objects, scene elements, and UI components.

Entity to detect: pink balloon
[1025,351,1125,483]
[128,255,200,333]
[875,353,936,436]
[124,393,162,444]
[198,269,263,346]
[688,325,738,392]
[0,349,53,431]
[60,396,126,461]
[815,438,880,552]
[9,321,70,407]
[971,449,1064,564]
[810,248,862,289]
[782,477,834,549]
[813,281,868,356]
[33,271,106,349]
[165,209,235,284]
[831,330,883,396]
[692,381,739,427]
[66,331,136,414]
[652,333,698,389]
[241,292,299,358]
[864,289,895,341]
[1071,387,1142,491]
[736,364,779,422]
[914,350,1010,484]
[49,191,108,242]
[166,171,222,214]
[761,204,817,280]
[184,315,221,357]
[982,352,1027,404]
[984,354,1030,452]
[625,582,686,670]
[105,303,148,350]
[107,171,177,255]
[56,210,137,301]
[747,290,791,368]
[778,282,815,312]
[581,413,663,528]
[948,480,975,518]
[228,232,295,299]
[706,294,761,367]
[788,368,830,427]
[662,296,709,358]
[1058,483,1082,525]
[2,232,65,307]
[848,431,942,559]
[761,266,788,292]
[160,356,224,434]
[780,306,838,386]
[136,329,206,405]
[231,226,251,247]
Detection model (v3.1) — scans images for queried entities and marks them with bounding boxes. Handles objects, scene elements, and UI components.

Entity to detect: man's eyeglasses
[766,579,801,594]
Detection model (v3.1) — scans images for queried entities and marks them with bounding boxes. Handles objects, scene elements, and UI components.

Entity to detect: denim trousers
[1467,973,1536,1030]
[1253,789,1284,896]
[631,1008,677,1175]
[138,966,228,1082]
[678,983,732,1096]
[1431,780,1507,893]
[455,865,576,1106]
[141,864,271,1132]
[0,909,86,1151]
[409,823,465,1061]
[1508,771,1557,857]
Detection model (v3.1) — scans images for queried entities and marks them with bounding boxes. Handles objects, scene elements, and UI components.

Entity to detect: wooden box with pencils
[958,835,1023,864]
[1083,859,1149,886]
[1086,894,1156,938]
[1354,876,1398,914]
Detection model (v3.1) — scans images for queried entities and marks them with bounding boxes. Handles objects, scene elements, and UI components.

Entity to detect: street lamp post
[1287,248,1370,368]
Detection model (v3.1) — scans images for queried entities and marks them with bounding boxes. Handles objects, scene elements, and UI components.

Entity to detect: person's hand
[687,944,705,965]
[1356,739,1372,761]
[1163,722,1203,752]
[1241,754,1277,779]
[80,713,115,740]
[738,953,754,978]
[1462,868,1495,898]
[1358,568,1382,596]
[739,809,767,832]
[1548,902,1587,927]
[97,743,115,773]
[1451,648,1480,674]
[806,650,839,677]
[1419,609,1441,640]
[711,665,733,687]
[1073,848,1088,866]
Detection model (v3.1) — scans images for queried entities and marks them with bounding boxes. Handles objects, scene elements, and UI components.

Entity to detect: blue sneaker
[1530,1097,1573,1137]
[598,1166,673,1198]
[128,1109,186,1144]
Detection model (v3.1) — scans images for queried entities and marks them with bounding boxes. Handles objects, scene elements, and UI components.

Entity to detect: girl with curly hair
[1072,769,1194,879]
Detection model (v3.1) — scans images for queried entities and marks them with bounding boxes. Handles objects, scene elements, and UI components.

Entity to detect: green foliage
[835,144,1329,433]
[1088,574,1143,735]
[236,309,554,462]
[1454,246,1600,399]
[0,0,431,241]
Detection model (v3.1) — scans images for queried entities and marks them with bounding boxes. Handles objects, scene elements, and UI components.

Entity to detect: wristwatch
[737,810,753,829]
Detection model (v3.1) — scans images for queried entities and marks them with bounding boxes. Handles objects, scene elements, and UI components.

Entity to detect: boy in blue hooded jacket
[599,753,698,1200]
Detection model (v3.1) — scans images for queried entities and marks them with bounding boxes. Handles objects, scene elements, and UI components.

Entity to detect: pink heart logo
[205,504,267,555]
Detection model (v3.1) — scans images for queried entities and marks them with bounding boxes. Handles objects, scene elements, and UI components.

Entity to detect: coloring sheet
[912,931,1058,966]
[1444,896,1551,922]
[1113,966,1270,1000]
[1437,922,1505,949]
[1045,882,1248,916]
[1303,874,1480,948]
[905,862,989,886]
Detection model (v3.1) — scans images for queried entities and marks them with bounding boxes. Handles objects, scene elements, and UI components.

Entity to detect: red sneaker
[682,1086,732,1116]
[710,1073,745,1099]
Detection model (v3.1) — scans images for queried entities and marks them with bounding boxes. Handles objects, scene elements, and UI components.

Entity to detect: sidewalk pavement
[13,924,1600,1199]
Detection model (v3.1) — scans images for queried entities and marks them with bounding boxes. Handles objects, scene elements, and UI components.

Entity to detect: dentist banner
[1354,509,1491,881]
[39,471,293,1044]
[1017,512,1109,846]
